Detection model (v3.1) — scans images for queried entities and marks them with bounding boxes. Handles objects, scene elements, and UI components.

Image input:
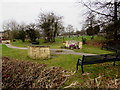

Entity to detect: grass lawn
[11,36,115,54]
[1,44,80,71]
[11,41,114,54]
[11,36,105,48]
[11,39,63,49]
[11,40,30,48]
[74,45,114,54]
[1,44,120,88]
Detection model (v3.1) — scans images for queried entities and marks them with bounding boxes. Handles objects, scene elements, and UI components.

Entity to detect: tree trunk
[22,39,25,42]
[114,1,118,41]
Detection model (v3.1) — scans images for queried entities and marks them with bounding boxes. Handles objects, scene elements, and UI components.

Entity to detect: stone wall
[28,45,50,59]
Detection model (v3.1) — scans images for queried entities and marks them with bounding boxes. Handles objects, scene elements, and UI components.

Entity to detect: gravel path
[5,44,96,56]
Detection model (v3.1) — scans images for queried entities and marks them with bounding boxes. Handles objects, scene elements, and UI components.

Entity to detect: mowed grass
[11,40,30,48]
[11,36,105,48]
[11,42,114,55]
[1,44,80,71]
[11,36,114,54]
[74,45,114,54]
[1,44,120,88]
[11,39,63,49]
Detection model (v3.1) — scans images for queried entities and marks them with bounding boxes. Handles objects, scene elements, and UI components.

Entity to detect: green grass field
[11,36,105,48]
[74,45,114,54]
[1,44,80,71]
[1,44,120,88]
[11,36,114,54]
[1,35,120,88]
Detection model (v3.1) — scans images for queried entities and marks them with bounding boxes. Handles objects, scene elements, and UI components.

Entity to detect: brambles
[2,57,67,88]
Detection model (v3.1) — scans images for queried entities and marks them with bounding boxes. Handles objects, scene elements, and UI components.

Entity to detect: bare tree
[2,30,11,40]
[26,23,40,42]
[17,22,27,42]
[38,12,63,43]
[2,20,19,40]
[83,13,100,36]
[66,24,74,38]
[80,0,120,40]
[2,20,18,31]
[85,13,97,28]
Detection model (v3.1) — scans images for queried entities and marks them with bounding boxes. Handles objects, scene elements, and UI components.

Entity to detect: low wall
[28,45,50,59]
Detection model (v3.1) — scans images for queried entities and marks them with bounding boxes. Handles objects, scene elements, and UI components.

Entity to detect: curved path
[5,44,96,56]
[5,44,28,50]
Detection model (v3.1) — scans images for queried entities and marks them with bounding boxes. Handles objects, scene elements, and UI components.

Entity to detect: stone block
[28,45,50,59]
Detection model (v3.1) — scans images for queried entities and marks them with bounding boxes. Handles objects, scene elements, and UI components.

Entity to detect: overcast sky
[0,0,87,31]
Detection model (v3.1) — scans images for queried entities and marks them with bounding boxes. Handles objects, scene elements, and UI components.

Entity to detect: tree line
[2,0,120,42]
[2,12,64,43]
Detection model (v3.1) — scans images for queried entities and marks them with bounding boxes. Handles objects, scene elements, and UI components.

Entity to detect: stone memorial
[63,40,83,49]
[78,41,83,49]
[28,45,50,59]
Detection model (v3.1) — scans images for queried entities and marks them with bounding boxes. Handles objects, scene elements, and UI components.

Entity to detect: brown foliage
[86,41,105,47]
[2,57,67,88]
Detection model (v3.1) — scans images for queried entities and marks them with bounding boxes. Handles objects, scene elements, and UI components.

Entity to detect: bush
[82,37,86,45]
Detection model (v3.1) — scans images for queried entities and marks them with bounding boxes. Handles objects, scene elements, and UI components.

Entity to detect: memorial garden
[1,0,120,88]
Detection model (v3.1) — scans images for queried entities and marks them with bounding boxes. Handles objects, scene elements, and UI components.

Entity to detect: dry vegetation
[2,57,67,88]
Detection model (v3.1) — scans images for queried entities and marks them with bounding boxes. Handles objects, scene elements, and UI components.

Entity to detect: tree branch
[83,3,114,18]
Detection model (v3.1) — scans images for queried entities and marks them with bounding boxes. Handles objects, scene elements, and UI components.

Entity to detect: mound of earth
[2,57,67,88]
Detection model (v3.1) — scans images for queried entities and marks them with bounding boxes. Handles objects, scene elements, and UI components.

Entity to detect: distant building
[0,31,11,44]
[0,32,3,43]
[0,32,3,39]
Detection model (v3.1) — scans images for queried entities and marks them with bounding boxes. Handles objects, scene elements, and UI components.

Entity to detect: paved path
[5,44,28,50]
[5,44,96,56]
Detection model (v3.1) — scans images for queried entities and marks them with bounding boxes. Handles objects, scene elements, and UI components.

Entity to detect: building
[0,31,11,44]
[0,32,3,43]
